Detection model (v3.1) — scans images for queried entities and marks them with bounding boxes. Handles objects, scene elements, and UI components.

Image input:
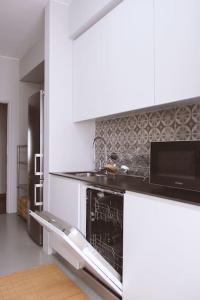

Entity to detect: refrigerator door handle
[34,153,43,176]
[34,183,43,206]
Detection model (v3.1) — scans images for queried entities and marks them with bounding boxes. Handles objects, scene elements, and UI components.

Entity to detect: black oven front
[150,141,200,192]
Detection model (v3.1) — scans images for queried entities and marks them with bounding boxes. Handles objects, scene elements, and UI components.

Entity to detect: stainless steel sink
[63,171,106,177]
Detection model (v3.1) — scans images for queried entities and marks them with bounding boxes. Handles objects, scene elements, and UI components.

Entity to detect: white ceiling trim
[0,54,19,61]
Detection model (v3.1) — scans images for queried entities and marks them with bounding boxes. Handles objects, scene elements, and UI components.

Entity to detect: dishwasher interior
[86,187,124,276]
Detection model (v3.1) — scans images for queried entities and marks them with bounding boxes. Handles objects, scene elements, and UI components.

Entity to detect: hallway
[0,194,6,214]
[0,214,101,299]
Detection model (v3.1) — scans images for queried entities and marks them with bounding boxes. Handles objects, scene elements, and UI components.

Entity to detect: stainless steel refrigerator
[27,90,44,246]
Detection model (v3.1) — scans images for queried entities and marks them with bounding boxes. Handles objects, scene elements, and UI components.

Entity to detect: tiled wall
[95,102,200,177]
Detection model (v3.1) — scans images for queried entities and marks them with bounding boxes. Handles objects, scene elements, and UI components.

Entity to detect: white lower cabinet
[49,175,84,268]
[49,175,81,229]
[123,191,200,300]
[41,176,200,298]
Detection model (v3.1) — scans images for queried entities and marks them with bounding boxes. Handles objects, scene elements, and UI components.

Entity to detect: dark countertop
[51,172,200,206]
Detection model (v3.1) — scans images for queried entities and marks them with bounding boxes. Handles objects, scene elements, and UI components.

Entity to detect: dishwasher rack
[90,233,123,275]
[86,187,124,276]
[94,198,123,228]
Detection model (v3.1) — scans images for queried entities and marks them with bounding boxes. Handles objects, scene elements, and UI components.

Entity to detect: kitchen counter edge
[50,172,200,206]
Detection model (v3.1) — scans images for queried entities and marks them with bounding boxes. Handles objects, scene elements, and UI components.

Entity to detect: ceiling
[0,0,70,59]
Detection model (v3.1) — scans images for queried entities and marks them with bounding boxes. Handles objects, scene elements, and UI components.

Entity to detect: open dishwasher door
[29,210,122,297]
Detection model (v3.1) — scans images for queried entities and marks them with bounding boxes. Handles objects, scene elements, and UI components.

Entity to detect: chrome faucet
[120,165,130,174]
[93,136,108,171]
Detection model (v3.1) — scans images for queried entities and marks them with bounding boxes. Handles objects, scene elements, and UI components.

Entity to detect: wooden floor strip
[0,264,89,300]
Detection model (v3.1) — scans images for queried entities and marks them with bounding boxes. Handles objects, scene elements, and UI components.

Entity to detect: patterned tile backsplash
[95,102,200,177]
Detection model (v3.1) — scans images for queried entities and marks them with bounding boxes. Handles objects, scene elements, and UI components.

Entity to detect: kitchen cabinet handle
[34,153,43,176]
[34,183,43,206]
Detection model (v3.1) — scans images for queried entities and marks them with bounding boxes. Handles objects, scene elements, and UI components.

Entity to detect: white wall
[44,0,95,252]
[0,104,7,194]
[19,37,44,80]
[0,56,19,213]
[68,0,123,38]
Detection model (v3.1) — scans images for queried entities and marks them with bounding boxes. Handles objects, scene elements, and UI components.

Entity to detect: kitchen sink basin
[63,171,107,177]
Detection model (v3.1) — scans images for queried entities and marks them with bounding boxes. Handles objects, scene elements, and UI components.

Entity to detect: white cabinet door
[155,0,200,105]
[49,175,86,267]
[73,0,154,121]
[49,175,81,229]
[123,191,200,300]
[73,20,104,121]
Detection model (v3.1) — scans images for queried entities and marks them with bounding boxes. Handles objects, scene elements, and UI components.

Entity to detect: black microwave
[150,141,200,192]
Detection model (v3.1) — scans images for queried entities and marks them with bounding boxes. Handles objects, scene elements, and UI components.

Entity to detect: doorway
[0,104,7,214]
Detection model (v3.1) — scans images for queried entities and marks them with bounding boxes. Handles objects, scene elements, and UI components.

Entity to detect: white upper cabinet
[73,0,154,121]
[155,0,200,105]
